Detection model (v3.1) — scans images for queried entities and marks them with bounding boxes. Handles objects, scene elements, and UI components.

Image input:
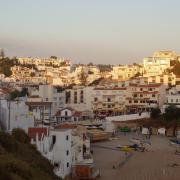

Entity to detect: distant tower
[0,49,5,59]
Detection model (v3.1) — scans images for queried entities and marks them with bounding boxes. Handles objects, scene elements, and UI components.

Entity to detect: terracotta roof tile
[55,123,77,129]
[28,127,48,141]
[73,111,82,117]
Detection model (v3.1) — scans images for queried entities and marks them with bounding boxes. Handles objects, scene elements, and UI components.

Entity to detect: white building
[28,124,92,179]
[54,107,90,123]
[111,64,142,80]
[30,84,65,115]
[143,51,176,77]
[65,86,94,113]
[92,87,126,117]
[126,83,167,113]
[163,85,180,111]
[145,72,176,86]
[0,99,34,132]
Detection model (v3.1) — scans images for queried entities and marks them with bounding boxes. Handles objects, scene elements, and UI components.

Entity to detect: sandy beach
[92,134,180,180]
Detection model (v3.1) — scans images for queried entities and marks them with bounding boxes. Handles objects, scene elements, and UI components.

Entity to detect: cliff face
[0,128,60,180]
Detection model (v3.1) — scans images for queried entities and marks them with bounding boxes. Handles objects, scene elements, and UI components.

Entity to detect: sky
[0,0,180,64]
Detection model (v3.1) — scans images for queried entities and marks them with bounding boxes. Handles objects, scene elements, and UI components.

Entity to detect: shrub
[12,128,30,144]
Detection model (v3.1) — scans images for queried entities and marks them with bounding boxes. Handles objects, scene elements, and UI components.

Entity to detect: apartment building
[30,84,65,116]
[28,124,93,179]
[92,87,126,117]
[18,57,71,67]
[111,64,143,80]
[65,86,94,113]
[163,85,180,111]
[143,51,176,77]
[126,83,167,113]
[146,72,176,86]
[11,65,36,77]
[25,101,52,125]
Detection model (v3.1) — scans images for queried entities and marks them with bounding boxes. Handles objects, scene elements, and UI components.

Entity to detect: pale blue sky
[0,0,180,64]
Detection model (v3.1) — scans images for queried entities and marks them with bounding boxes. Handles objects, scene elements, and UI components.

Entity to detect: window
[74,91,77,103]
[107,98,111,102]
[171,99,173,103]
[66,150,69,156]
[65,111,68,116]
[66,135,69,141]
[67,162,69,168]
[80,97,84,103]
[176,99,178,103]
[52,135,56,145]
[152,94,156,97]
[46,97,48,101]
[94,97,98,102]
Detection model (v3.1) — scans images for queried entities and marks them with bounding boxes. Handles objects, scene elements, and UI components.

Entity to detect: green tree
[10,88,29,100]
[79,71,88,85]
[10,90,21,100]
[150,108,161,119]
[20,88,29,97]
[50,56,57,59]
[164,105,180,122]
[0,57,18,77]
[30,72,35,77]
[12,128,30,144]
[163,105,180,136]
[171,60,180,76]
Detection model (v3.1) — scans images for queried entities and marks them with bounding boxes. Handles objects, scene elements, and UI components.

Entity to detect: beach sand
[92,134,180,180]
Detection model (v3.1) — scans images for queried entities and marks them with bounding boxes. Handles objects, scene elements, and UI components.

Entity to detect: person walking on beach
[149,127,152,139]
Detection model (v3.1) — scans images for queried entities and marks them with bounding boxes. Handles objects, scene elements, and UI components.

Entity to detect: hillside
[0,129,60,180]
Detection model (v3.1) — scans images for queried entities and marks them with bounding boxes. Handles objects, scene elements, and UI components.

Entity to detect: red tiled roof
[0,88,11,94]
[55,110,62,116]
[28,127,49,141]
[73,111,82,117]
[55,123,77,129]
